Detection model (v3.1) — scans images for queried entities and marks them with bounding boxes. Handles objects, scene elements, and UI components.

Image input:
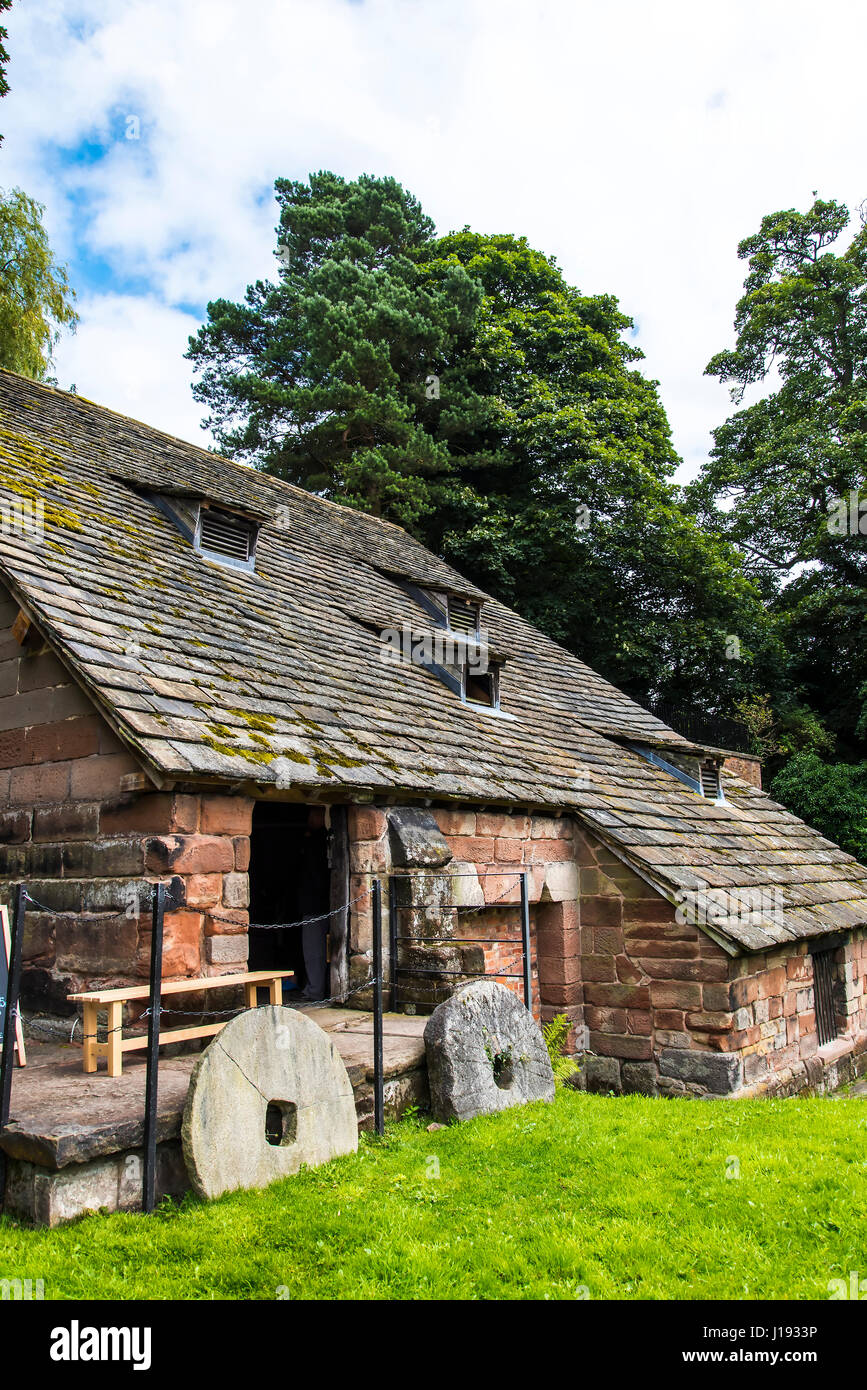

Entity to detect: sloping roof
[1,368,866,953]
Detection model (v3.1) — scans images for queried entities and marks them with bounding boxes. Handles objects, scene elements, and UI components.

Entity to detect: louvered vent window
[812,948,840,1046]
[197,507,257,570]
[699,761,722,800]
[448,596,480,636]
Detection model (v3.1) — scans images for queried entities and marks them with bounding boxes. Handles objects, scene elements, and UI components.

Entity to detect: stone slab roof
[1,369,865,953]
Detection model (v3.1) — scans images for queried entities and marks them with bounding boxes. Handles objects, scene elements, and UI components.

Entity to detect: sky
[2,0,867,482]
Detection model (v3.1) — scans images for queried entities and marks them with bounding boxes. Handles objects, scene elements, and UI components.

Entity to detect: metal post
[372,878,384,1137]
[388,874,398,1011]
[142,881,166,1213]
[520,871,532,1012]
[0,884,26,1207]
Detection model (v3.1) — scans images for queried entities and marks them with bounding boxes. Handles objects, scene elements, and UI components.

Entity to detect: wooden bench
[68,970,295,1077]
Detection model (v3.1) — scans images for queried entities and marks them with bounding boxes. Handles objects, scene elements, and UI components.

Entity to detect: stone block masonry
[6,783,253,1009]
[429,808,572,1025]
[569,827,867,1098]
[3,583,862,1099]
[344,806,566,1020]
[724,929,867,1096]
[0,584,253,1007]
[344,803,867,1098]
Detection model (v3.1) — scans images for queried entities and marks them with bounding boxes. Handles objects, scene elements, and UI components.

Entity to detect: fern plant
[542,1013,580,1086]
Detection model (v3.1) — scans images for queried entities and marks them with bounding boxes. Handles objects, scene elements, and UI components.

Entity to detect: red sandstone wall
[0,589,252,1007]
[568,827,867,1096]
[728,931,867,1093]
[568,828,737,1094]
[347,803,867,1098]
[723,755,762,789]
[346,805,576,1020]
[437,809,575,1026]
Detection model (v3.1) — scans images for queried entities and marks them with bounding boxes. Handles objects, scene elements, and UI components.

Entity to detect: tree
[0,1,11,145]
[187,171,484,528]
[189,173,782,713]
[0,187,78,378]
[415,230,784,710]
[693,197,867,582]
[689,198,867,754]
[769,753,867,862]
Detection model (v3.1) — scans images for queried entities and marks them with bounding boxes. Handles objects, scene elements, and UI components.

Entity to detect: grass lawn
[1,1088,865,1300]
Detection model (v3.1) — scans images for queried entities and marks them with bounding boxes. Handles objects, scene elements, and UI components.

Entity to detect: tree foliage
[690,198,867,756]
[187,172,483,528]
[189,172,782,713]
[0,187,78,379]
[692,197,867,582]
[414,229,783,710]
[769,753,867,862]
[0,0,11,144]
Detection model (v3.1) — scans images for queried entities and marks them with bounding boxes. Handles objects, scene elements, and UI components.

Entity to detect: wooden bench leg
[244,982,259,1010]
[269,978,283,1005]
[82,1002,98,1073]
[106,1000,123,1077]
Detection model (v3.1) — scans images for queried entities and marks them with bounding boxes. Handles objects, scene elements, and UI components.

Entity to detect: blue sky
[3,0,867,478]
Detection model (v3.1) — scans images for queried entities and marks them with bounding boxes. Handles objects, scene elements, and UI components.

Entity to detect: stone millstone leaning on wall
[424,980,555,1122]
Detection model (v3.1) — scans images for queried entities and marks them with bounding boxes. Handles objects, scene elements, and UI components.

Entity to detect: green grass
[2,1089,866,1300]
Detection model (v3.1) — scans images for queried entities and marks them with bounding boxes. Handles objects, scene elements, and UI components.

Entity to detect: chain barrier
[23,888,370,933]
[21,870,527,1043]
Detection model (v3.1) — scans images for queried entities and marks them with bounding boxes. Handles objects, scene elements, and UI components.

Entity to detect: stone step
[0,1007,429,1225]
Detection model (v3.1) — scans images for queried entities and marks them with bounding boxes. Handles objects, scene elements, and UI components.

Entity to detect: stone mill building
[1,368,866,1099]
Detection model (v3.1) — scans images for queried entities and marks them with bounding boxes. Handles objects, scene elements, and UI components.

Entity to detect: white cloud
[3,0,867,470]
[53,294,209,445]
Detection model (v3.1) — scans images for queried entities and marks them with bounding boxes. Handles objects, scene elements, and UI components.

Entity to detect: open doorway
[248,803,332,1002]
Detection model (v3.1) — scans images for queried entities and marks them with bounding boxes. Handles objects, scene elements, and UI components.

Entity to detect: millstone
[181,1006,358,1199]
[423,980,555,1122]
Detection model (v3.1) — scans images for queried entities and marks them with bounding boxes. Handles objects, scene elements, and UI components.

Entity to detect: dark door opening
[248,803,331,1002]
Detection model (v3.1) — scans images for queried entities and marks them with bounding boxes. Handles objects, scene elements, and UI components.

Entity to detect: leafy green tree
[694,197,867,582]
[187,171,484,528]
[0,187,78,378]
[0,0,11,144]
[690,198,867,753]
[189,173,782,714]
[770,752,867,861]
[730,693,833,773]
[416,230,784,710]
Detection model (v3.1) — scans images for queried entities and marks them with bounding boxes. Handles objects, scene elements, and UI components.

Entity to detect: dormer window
[464,663,500,709]
[630,743,724,802]
[699,760,722,801]
[196,505,258,571]
[391,580,504,710]
[145,490,261,573]
[448,596,480,637]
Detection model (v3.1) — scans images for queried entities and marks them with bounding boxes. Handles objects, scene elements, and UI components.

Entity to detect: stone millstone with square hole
[424,981,555,1122]
[181,1006,358,1199]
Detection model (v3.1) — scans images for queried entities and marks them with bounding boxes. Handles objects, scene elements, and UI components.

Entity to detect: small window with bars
[196,506,258,571]
[447,595,480,637]
[811,947,840,1047]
